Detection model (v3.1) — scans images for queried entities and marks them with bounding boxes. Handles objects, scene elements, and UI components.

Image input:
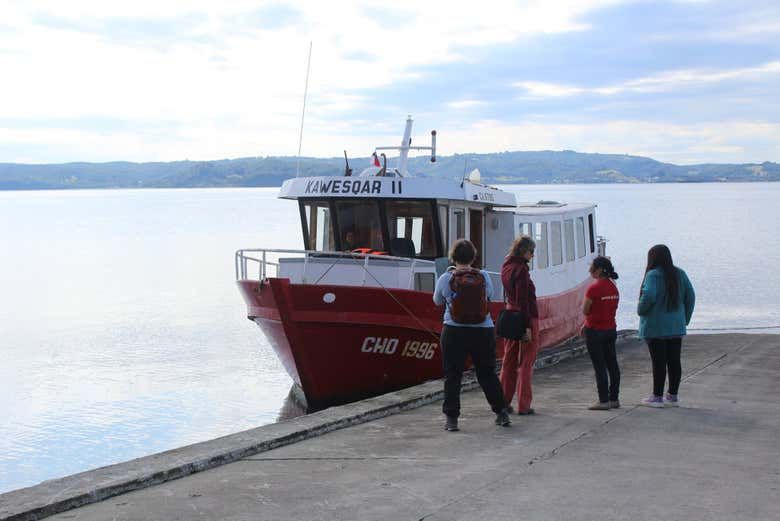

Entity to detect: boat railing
[597,235,608,257]
[235,248,439,291]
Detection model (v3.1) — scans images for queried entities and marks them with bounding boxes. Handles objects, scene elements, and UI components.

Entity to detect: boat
[235,117,605,410]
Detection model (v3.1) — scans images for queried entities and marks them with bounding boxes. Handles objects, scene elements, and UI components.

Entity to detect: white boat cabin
[235,118,602,299]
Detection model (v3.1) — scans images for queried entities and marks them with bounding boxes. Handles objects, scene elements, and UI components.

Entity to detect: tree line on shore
[1,150,778,190]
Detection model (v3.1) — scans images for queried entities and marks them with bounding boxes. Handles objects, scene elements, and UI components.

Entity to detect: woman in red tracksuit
[499,235,540,415]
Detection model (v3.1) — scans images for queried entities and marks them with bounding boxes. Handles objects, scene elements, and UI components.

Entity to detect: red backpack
[449,268,489,324]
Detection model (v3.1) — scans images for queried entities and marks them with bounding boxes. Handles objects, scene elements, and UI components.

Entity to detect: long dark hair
[645,244,679,309]
[591,256,619,280]
[508,235,535,258]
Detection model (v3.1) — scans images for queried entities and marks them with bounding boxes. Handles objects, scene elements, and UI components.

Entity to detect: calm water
[1,183,779,493]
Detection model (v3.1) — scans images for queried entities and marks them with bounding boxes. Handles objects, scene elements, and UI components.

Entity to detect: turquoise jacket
[637,267,695,339]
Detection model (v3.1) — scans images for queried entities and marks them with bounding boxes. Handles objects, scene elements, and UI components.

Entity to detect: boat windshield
[334,200,385,252]
[299,198,442,259]
[385,200,438,258]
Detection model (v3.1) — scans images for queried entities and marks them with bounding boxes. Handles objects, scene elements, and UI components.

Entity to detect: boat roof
[278,176,518,207]
[497,201,596,216]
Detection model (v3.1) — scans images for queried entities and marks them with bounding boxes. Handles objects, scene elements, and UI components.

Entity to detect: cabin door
[469,209,484,268]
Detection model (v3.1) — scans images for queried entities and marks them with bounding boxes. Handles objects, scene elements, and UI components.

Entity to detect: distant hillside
[1,151,778,190]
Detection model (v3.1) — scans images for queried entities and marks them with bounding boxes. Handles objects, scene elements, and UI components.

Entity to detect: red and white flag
[371,151,380,167]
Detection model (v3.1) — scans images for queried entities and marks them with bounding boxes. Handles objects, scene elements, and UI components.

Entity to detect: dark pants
[585,328,620,402]
[441,325,506,418]
[646,337,682,397]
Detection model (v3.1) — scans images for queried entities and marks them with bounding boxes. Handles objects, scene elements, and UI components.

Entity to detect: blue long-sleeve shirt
[433,269,494,328]
[637,267,695,339]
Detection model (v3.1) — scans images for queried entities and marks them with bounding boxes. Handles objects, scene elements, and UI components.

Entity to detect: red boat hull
[237,278,587,409]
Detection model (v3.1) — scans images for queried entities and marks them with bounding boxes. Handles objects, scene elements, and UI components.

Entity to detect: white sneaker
[641,395,664,408]
[665,394,680,407]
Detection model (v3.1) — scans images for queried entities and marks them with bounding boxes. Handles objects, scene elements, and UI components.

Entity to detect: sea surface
[1,183,779,493]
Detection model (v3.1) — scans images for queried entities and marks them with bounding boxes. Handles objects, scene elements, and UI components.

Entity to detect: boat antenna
[460,155,469,187]
[343,150,352,177]
[295,41,313,178]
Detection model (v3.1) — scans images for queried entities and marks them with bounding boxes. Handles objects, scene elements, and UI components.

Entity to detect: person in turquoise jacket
[637,244,695,408]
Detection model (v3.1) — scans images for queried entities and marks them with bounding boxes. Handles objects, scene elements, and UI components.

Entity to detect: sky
[1,0,779,165]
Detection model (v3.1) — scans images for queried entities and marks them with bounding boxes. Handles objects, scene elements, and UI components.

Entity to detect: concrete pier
[2,333,779,520]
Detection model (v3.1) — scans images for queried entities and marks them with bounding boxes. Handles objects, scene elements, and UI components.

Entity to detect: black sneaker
[445,416,459,431]
[495,410,512,427]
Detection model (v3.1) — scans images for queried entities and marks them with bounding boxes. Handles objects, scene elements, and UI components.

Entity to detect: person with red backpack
[433,239,511,432]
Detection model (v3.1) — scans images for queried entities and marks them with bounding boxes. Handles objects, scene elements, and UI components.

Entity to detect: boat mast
[375,116,436,177]
[397,116,414,176]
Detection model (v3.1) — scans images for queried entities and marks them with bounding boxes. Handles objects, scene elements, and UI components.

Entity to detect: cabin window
[414,272,436,292]
[301,201,336,251]
[576,217,586,259]
[454,209,465,240]
[301,200,335,251]
[518,222,532,236]
[518,222,533,269]
[385,200,438,258]
[588,213,595,253]
[534,222,548,269]
[564,219,575,262]
[334,200,384,252]
[438,204,449,253]
[551,221,563,266]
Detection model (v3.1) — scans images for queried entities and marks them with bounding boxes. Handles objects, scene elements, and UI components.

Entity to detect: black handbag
[496,309,526,340]
[495,272,527,340]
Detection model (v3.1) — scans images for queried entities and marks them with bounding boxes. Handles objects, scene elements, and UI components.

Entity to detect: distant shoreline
[2,150,778,189]
[1,179,778,193]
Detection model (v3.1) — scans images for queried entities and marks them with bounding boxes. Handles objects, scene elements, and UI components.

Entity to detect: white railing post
[302,251,309,283]
[409,259,416,289]
[362,254,369,286]
[597,236,607,257]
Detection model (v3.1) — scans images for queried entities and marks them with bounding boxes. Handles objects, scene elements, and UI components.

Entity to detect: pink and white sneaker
[641,395,664,408]
[665,394,680,407]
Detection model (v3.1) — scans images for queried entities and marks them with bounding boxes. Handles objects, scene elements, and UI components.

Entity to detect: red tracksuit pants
[499,318,540,413]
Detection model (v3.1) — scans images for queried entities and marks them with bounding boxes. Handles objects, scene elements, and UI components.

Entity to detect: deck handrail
[235,248,437,283]
[235,248,507,298]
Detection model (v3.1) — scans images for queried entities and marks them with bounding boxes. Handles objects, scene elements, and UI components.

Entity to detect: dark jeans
[585,328,620,402]
[646,337,682,396]
[440,325,506,418]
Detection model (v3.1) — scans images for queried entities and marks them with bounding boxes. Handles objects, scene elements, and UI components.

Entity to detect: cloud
[30,12,212,49]
[515,60,780,97]
[3,116,777,165]
[239,4,302,30]
[436,119,780,165]
[446,100,488,109]
[1,0,779,164]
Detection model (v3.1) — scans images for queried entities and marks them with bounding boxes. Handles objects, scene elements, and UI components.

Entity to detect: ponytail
[591,256,618,280]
